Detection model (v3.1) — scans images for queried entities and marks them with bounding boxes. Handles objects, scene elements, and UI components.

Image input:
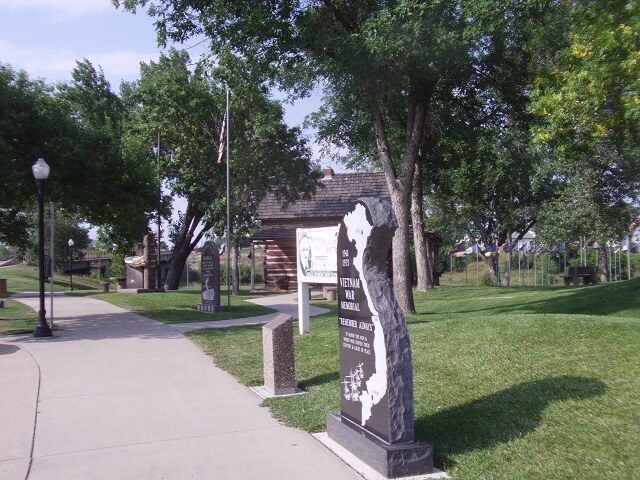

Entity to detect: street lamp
[32,158,52,337]
[68,238,74,291]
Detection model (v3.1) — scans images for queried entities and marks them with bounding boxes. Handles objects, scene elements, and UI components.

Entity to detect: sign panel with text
[296,226,339,284]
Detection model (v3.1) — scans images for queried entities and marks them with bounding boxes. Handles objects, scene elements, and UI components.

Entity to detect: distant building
[123,234,171,289]
[251,167,442,286]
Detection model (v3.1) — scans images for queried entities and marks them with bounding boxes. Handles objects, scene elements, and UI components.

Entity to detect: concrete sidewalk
[169,292,329,333]
[0,294,359,480]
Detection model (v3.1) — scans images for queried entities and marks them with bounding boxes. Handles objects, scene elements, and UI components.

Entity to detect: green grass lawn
[0,298,38,334]
[0,264,99,334]
[94,289,275,323]
[0,264,100,293]
[3,262,639,477]
[187,280,640,480]
[0,264,272,330]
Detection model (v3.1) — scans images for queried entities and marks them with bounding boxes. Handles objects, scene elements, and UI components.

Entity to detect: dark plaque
[329,197,433,478]
[198,241,223,313]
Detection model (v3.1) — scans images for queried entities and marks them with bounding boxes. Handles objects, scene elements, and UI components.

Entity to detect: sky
[0,0,163,86]
[0,0,322,133]
[0,0,332,244]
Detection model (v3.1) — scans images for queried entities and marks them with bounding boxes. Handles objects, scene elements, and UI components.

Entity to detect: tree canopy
[123,48,319,289]
[5,0,637,293]
[530,0,640,258]
[114,0,571,306]
[0,61,157,249]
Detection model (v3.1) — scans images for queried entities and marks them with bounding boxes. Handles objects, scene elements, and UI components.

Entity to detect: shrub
[219,263,264,284]
[482,272,496,286]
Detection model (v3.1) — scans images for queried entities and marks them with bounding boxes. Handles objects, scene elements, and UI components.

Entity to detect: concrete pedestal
[263,314,297,396]
[197,303,227,313]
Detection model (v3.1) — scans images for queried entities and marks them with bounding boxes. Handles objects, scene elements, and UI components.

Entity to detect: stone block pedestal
[263,314,297,396]
[327,413,433,479]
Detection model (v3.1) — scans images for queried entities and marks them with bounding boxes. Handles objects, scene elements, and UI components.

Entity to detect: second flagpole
[225,87,231,310]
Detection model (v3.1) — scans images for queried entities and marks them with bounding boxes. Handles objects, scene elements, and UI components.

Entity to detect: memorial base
[197,303,227,313]
[326,413,433,479]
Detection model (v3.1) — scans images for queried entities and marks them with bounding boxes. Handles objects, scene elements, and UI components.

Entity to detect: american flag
[216,111,227,164]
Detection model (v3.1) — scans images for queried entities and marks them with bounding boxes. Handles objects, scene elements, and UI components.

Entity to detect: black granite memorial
[197,241,226,313]
[327,197,433,478]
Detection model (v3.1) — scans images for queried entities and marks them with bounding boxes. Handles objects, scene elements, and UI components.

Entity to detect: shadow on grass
[417,376,607,467]
[1,328,34,336]
[299,371,339,389]
[521,279,640,317]
[411,278,640,323]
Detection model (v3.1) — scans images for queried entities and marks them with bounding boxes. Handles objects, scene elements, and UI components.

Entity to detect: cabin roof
[255,169,389,221]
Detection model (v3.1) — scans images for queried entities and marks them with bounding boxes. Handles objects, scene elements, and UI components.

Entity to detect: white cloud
[0,41,77,80]
[0,40,157,85]
[87,50,160,85]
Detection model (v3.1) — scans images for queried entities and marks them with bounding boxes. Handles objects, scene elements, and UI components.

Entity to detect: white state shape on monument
[343,203,388,425]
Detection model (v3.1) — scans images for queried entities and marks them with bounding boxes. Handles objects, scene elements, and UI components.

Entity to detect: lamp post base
[33,325,53,337]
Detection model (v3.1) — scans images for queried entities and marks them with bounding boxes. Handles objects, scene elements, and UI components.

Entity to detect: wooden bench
[562,266,596,286]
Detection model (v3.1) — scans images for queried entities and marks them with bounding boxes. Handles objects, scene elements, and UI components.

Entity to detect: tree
[0,61,157,250]
[0,64,70,249]
[530,1,640,279]
[115,0,562,311]
[122,49,224,290]
[21,209,91,271]
[123,49,319,290]
[309,1,560,289]
[430,121,547,285]
[112,0,425,311]
[57,60,159,247]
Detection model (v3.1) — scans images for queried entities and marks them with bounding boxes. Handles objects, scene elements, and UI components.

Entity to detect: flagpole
[157,130,161,290]
[627,235,632,280]
[476,248,479,287]
[450,255,453,287]
[225,87,231,310]
[533,242,536,286]
[618,243,622,281]
[465,255,468,286]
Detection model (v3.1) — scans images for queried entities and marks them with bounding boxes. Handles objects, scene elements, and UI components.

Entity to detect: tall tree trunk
[164,202,208,290]
[469,219,501,286]
[231,238,241,295]
[411,160,429,291]
[391,196,416,314]
[165,237,191,290]
[484,254,500,286]
[375,99,427,316]
[598,246,609,282]
[502,250,512,287]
